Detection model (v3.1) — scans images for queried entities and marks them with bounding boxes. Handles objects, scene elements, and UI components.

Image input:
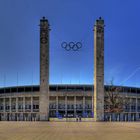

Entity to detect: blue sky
[0,0,140,87]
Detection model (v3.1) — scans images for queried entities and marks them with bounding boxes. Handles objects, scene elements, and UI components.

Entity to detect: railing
[58,104,65,109]
[33,109,39,112]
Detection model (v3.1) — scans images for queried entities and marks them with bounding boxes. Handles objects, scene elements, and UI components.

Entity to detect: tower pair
[39,17,105,121]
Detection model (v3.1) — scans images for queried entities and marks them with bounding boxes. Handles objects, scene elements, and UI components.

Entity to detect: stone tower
[39,17,50,121]
[94,17,104,121]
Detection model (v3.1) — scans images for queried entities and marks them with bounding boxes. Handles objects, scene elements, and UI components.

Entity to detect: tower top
[40,16,50,28]
[95,17,104,26]
[40,16,49,22]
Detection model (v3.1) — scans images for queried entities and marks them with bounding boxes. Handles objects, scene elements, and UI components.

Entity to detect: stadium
[0,17,140,121]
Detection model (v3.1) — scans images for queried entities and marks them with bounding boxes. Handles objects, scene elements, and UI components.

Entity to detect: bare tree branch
[104,81,128,113]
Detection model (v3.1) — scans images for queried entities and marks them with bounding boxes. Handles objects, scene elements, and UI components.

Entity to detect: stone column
[130,98,132,119]
[16,98,18,112]
[120,113,123,121]
[91,95,94,117]
[128,113,131,121]
[136,98,138,112]
[31,97,33,112]
[3,98,5,120]
[15,98,18,121]
[65,96,67,117]
[83,96,85,114]
[9,98,11,113]
[56,96,58,114]
[3,98,5,112]
[9,98,11,121]
[136,98,138,121]
[74,96,76,117]
[94,17,105,121]
[23,97,25,112]
[128,98,131,121]
[39,17,50,121]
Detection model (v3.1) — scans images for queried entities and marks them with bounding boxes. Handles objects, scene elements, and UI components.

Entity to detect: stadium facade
[0,17,140,121]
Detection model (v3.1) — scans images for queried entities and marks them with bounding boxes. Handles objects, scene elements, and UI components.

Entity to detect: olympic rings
[61,42,82,51]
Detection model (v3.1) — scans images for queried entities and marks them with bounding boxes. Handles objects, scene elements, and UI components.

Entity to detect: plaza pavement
[0,122,140,140]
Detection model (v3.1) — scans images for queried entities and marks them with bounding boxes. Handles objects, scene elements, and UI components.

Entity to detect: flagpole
[60,72,62,85]
[4,74,5,87]
[31,70,33,91]
[4,74,6,93]
[17,72,18,87]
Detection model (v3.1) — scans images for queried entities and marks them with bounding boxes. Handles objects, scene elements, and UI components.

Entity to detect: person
[76,115,78,122]
[79,116,81,122]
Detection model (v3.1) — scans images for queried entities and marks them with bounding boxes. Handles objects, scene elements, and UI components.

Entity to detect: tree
[104,80,129,113]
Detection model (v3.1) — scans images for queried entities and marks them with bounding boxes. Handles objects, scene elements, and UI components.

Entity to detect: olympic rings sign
[61,42,82,51]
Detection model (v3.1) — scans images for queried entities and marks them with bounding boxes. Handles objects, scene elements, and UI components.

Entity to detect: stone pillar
[65,96,67,117]
[3,98,5,112]
[136,98,138,112]
[56,96,58,114]
[31,97,33,112]
[16,97,18,112]
[93,17,105,121]
[9,98,11,113]
[128,113,131,121]
[136,113,139,121]
[74,96,76,117]
[91,95,94,109]
[3,98,5,120]
[39,17,50,121]
[130,98,132,118]
[120,113,123,121]
[83,96,85,113]
[136,98,138,121]
[9,98,11,121]
[23,97,25,112]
